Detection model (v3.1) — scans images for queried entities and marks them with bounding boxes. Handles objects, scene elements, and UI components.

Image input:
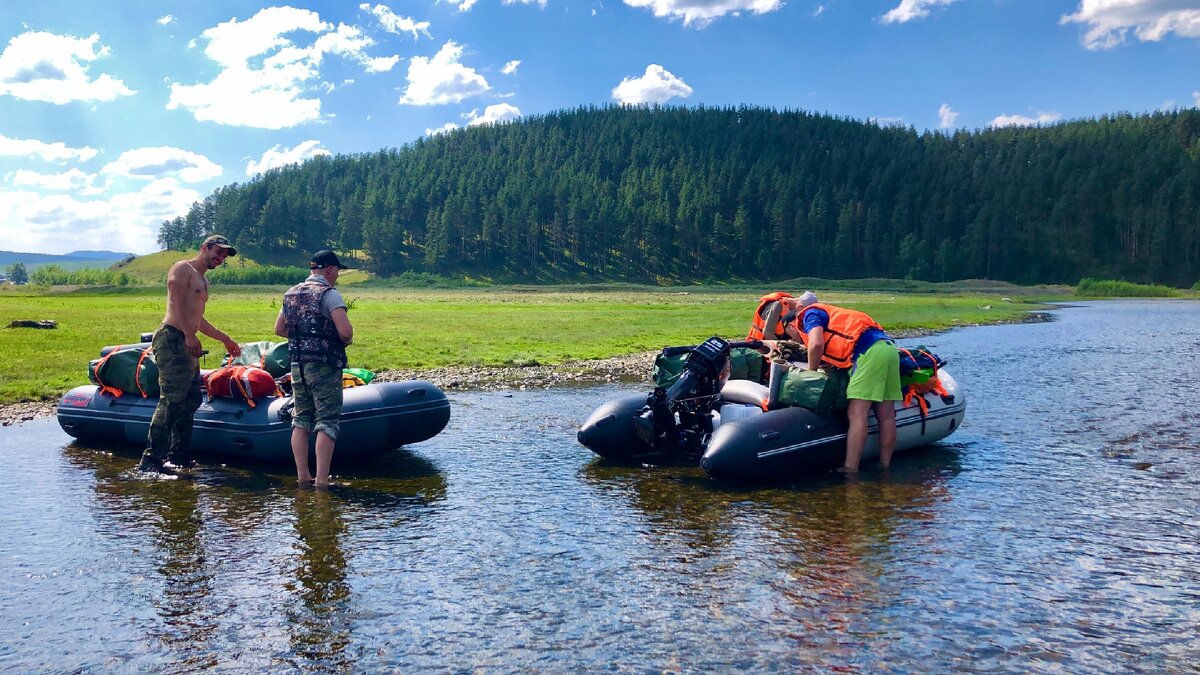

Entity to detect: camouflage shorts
[153,324,202,404]
[290,362,343,440]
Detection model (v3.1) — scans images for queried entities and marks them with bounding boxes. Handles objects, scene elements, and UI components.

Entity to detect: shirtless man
[137,235,242,473]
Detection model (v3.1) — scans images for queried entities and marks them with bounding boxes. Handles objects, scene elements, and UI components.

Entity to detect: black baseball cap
[202,234,237,256]
[310,250,348,270]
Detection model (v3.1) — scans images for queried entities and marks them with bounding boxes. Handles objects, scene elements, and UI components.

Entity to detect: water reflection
[57,440,447,670]
[286,488,351,670]
[61,443,220,670]
[580,446,962,667]
[582,446,959,550]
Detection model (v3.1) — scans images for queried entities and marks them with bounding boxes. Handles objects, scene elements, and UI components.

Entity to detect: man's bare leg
[843,398,872,472]
[314,431,335,487]
[291,427,313,484]
[874,401,897,468]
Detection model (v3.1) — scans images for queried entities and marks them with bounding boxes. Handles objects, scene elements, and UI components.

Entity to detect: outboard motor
[633,336,731,458]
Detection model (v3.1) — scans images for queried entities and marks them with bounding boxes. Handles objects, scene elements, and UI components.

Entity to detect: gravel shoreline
[0,315,1052,428]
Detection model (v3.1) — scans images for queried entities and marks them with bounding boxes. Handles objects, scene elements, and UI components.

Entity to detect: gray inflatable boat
[57,343,450,463]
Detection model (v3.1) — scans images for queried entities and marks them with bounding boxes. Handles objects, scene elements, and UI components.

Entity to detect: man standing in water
[138,235,242,474]
[784,292,901,472]
[275,250,353,487]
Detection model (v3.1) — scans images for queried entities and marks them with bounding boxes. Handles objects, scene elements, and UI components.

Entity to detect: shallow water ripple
[1,300,1198,671]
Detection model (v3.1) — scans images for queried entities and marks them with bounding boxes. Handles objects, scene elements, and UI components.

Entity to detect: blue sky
[0,0,1196,255]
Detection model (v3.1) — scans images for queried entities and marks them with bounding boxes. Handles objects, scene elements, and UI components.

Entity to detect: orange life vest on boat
[791,303,882,369]
[747,292,793,340]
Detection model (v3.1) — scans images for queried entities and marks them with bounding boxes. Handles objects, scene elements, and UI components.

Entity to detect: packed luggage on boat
[57,337,450,463]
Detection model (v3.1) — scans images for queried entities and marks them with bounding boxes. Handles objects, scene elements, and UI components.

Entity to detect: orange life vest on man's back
[791,303,882,369]
[747,291,793,340]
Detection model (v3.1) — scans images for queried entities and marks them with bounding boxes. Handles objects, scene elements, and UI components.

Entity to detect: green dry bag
[343,367,375,384]
[729,347,766,383]
[651,352,687,388]
[227,341,291,378]
[88,347,160,398]
[770,366,849,413]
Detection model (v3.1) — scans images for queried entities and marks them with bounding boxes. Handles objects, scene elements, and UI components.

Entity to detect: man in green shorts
[783,292,902,472]
[275,250,353,487]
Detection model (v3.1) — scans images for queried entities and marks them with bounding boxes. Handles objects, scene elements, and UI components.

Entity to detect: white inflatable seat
[721,379,769,407]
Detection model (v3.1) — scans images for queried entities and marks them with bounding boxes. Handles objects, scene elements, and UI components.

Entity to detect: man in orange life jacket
[783,292,902,472]
[275,250,353,487]
[747,291,796,341]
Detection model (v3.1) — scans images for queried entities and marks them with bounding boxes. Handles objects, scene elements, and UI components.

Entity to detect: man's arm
[761,301,784,339]
[198,317,242,357]
[329,308,353,345]
[804,327,825,370]
[274,310,288,338]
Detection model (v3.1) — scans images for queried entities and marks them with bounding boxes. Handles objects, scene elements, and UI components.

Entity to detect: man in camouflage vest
[274,250,353,487]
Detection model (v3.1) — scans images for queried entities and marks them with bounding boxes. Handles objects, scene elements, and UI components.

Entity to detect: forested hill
[159,105,1200,286]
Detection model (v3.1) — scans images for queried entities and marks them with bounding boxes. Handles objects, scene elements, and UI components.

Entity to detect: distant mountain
[64,250,133,260]
[0,250,132,265]
[0,249,135,273]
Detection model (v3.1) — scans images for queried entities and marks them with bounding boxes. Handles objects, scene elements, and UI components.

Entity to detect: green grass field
[108,248,372,285]
[0,283,1058,405]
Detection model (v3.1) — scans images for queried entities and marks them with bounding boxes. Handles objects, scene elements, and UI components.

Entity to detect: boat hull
[57,381,451,463]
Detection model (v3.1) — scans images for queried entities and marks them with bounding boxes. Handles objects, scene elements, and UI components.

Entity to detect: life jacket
[204,365,283,408]
[790,303,882,369]
[746,291,793,340]
[283,278,348,368]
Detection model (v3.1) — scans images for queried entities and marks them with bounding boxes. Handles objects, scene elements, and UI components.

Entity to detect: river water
[1,301,1197,672]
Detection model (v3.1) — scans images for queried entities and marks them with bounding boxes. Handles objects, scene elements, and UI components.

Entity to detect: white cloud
[11,165,108,193]
[622,0,783,27]
[399,41,490,105]
[246,140,331,176]
[501,59,521,75]
[938,103,959,129]
[503,0,549,6]
[0,31,135,104]
[10,168,108,195]
[0,178,201,255]
[158,15,176,26]
[360,3,432,40]
[1061,1,1200,50]
[989,112,1063,128]
[612,64,693,104]
[1193,91,1200,106]
[167,7,398,129]
[467,103,522,126]
[437,0,480,11]
[0,133,98,162]
[881,0,958,24]
[426,122,460,136]
[102,147,223,183]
